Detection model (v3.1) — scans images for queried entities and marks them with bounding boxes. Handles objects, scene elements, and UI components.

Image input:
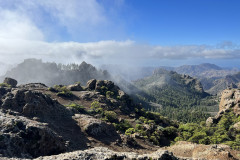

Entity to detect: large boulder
[74,114,118,138]
[3,77,18,87]
[0,111,66,158]
[219,89,240,115]
[86,79,96,90]
[167,141,238,160]
[232,121,240,132]
[67,83,83,91]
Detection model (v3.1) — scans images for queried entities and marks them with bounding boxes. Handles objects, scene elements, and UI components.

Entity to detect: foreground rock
[167,141,239,160]
[0,111,66,158]
[35,147,178,160]
[74,114,120,142]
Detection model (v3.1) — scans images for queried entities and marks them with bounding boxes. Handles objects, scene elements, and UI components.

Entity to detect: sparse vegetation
[174,111,240,150]
[106,91,114,98]
[91,101,103,113]
[113,120,132,133]
[48,85,73,98]
[104,111,118,122]
[0,83,11,88]
[65,103,86,113]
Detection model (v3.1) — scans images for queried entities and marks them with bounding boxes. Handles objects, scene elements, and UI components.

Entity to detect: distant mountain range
[172,63,239,79]
[102,63,240,95]
[162,63,240,95]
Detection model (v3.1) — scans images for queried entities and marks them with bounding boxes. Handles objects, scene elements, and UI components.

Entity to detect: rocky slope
[0,77,178,159]
[0,78,239,159]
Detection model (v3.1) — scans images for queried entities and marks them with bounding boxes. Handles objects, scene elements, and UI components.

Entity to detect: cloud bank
[0,0,239,68]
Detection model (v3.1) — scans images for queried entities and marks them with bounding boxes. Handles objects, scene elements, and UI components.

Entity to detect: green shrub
[49,85,73,97]
[135,124,143,130]
[100,86,108,94]
[91,101,102,113]
[150,135,159,145]
[125,128,135,135]
[188,131,207,143]
[114,120,132,133]
[163,126,178,138]
[0,83,11,88]
[104,111,118,122]
[65,103,86,113]
[106,91,114,98]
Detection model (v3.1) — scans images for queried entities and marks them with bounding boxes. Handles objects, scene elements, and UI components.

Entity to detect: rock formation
[206,88,240,126]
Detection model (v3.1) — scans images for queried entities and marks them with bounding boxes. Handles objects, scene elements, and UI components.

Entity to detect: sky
[0,0,240,69]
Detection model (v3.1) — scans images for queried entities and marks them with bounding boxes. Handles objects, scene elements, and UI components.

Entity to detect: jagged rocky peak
[181,74,204,93]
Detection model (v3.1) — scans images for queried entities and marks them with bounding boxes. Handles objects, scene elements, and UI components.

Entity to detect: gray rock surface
[74,114,118,138]
[34,147,178,160]
[3,77,18,87]
[0,110,66,158]
[67,83,83,91]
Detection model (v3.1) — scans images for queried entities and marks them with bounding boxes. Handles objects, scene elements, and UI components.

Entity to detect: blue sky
[0,0,239,68]
[125,0,240,45]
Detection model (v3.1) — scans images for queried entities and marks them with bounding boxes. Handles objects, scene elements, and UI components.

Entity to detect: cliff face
[219,89,240,115]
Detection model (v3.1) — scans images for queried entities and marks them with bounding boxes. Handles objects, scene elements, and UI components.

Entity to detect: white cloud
[0,38,239,66]
[0,0,114,40]
[37,0,107,33]
[0,10,44,40]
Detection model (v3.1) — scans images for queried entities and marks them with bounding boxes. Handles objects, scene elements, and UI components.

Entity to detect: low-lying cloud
[0,38,240,65]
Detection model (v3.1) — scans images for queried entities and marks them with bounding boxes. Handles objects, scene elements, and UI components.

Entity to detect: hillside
[173,88,240,156]
[0,77,179,159]
[0,78,239,160]
[132,68,215,122]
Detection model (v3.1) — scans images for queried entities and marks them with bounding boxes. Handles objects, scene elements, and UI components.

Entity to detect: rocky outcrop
[86,79,96,90]
[206,88,240,126]
[3,77,17,87]
[1,88,70,121]
[219,89,240,115]
[182,74,204,93]
[0,110,66,158]
[167,141,239,160]
[74,114,118,139]
[67,83,83,91]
